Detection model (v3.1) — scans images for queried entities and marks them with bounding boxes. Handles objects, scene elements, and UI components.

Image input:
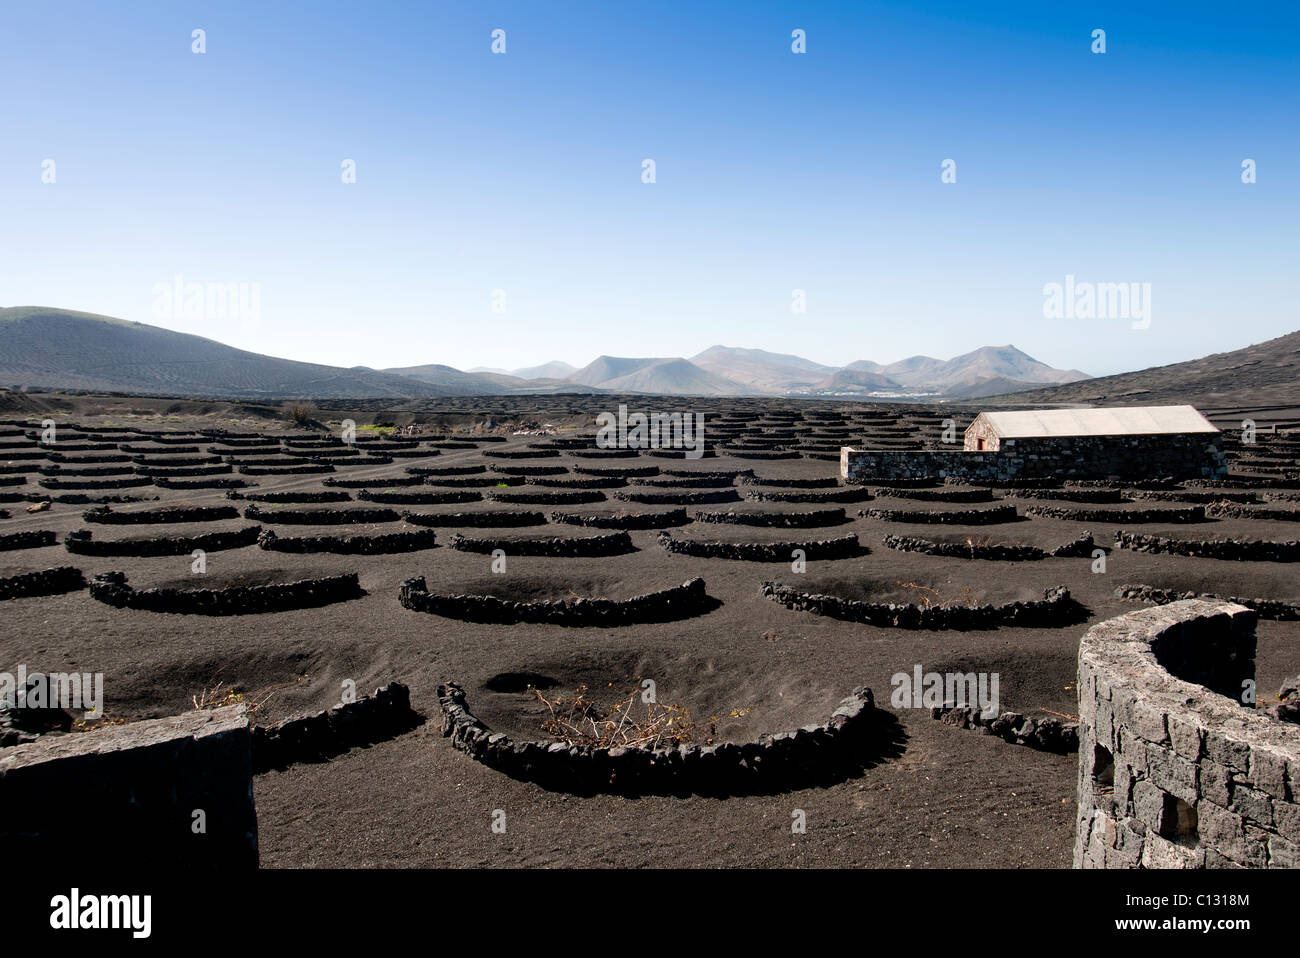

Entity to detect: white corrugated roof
[974,405,1219,439]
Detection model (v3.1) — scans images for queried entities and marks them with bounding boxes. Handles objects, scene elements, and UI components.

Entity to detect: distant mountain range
[0,306,1092,400]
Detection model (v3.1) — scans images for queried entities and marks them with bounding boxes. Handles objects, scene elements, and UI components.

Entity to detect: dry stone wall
[1075,599,1300,869]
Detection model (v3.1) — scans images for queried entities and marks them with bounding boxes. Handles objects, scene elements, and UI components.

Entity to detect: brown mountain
[984,330,1300,408]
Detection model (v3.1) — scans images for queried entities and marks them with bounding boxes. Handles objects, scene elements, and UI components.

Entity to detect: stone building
[842,404,1226,483]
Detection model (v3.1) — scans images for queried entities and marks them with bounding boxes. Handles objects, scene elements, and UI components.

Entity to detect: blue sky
[1,0,1295,376]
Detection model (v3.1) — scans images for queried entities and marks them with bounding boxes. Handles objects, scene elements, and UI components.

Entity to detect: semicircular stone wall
[1075,598,1300,869]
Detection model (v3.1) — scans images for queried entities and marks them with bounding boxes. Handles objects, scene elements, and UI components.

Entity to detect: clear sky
[1,0,1295,376]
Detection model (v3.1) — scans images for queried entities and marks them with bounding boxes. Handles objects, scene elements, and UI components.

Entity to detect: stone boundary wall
[491,465,568,476]
[634,476,731,488]
[843,434,1227,483]
[1114,531,1300,562]
[242,504,401,524]
[662,468,752,479]
[526,477,620,489]
[448,531,635,557]
[436,681,877,795]
[1206,503,1300,521]
[882,532,1095,561]
[746,488,874,503]
[65,526,262,556]
[0,530,58,551]
[424,475,525,487]
[859,505,1020,525]
[761,581,1080,630]
[644,448,718,459]
[358,489,481,504]
[1116,583,1300,621]
[329,475,424,487]
[251,682,421,772]
[257,528,437,554]
[228,490,352,503]
[89,571,364,615]
[1014,488,1127,503]
[38,476,153,490]
[740,476,839,488]
[692,508,849,528]
[491,490,606,505]
[403,509,548,527]
[155,476,248,489]
[41,463,136,476]
[0,705,258,867]
[931,702,1079,753]
[1024,505,1207,523]
[84,504,240,524]
[550,509,691,529]
[574,464,660,477]
[870,486,997,503]
[615,489,740,505]
[723,449,802,460]
[483,448,559,459]
[400,576,713,626]
[658,531,862,561]
[1075,599,1300,869]
[138,464,234,478]
[0,566,86,601]
[237,463,334,475]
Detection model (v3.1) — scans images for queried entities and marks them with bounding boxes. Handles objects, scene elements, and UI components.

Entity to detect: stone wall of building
[1075,599,1300,869]
[843,434,1227,483]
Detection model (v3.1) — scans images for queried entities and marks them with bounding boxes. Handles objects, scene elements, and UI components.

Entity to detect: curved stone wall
[257,528,437,554]
[761,581,1080,630]
[1115,583,1300,621]
[448,531,635,557]
[860,504,1020,525]
[0,530,58,551]
[84,504,240,524]
[64,526,262,556]
[658,531,862,561]
[0,566,86,601]
[89,570,365,615]
[1075,599,1300,868]
[615,489,740,506]
[491,490,606,505]
[402,509,548,527]
[692,508,849,528]
[1114,531,1300,562]
[549,509,691,529]
[1025,505,1206,523]
[747,488,873,504]
[437,682,878,795]
[242,504,401,524]
[400,575,714,625]
[882,531,1095,561]
[251,682,422,773]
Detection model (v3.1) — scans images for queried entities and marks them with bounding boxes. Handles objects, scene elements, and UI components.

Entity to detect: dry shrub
[535,683,697,749]
[191,674,308,719]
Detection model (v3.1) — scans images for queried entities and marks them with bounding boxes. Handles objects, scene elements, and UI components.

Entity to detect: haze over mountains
[0,305,1097,400]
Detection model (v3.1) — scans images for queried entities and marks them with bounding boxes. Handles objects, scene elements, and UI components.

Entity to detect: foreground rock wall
[1075,599,1300,869]
[0,706,258,867]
